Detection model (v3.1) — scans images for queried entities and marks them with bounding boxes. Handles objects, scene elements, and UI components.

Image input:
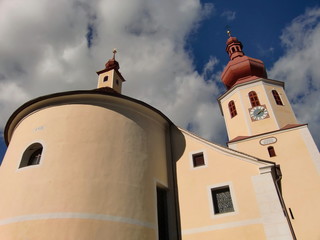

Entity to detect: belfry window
[19,143,43,168]
[211,186,234,214]
[228,101,237,118]
[272,90,283,105]
[268,146,276,157]
[103,76,108,82]
[249,91,260,107]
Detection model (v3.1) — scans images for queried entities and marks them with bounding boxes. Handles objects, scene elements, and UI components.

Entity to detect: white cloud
[3,0,317,151]
[221,10,236,21]
[269,7,320,147]
[0,0,226,145]
[203,56,219,79]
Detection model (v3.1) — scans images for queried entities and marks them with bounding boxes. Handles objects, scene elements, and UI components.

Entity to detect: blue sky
[1,0,320,163]
[190,0,319,71]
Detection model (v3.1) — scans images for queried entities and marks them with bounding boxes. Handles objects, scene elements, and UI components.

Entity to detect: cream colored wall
[182,224,265,240]
[229,126,320,240]
[97,70,122,93]
[0,218,156,240]
[220,88,251,139]
[0,96,172,239]
[220,80,297,140]
[172,129,289,240]
[263,84,297,128]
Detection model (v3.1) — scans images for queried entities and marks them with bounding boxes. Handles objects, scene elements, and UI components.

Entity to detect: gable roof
[178,127,275,168]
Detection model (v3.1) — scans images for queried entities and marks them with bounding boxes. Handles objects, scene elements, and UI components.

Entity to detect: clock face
[249,105,268,121]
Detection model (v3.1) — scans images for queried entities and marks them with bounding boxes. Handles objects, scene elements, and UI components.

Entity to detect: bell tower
[218,32,298,141]
[96,49,125,93]
[218,32,320,239]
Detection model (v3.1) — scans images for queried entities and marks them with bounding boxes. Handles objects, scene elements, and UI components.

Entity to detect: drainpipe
[273,165,297,240]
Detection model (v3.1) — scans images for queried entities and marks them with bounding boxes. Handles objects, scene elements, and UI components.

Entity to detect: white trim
[189,150,208,170]
[182,218,262,235]
[259,165,273,174]
[207,182,238,219]
[0,212,156,229]
[251,173,293,239]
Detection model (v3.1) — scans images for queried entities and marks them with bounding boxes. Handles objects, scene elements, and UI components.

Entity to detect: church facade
[0,37,319,240]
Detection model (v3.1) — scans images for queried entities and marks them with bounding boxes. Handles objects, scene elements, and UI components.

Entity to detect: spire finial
[112,48,117,60]
[225,25,232,37]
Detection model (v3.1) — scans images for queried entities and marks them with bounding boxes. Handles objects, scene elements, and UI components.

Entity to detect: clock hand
[257,109,264,115]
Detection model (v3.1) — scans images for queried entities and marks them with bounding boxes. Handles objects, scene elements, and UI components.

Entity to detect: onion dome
[105,49,120,71]
[221,33,267,90]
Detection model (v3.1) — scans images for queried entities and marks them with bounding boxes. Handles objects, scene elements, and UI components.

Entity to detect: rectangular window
[192,152,205,167]
[211,186,234,214]
[268,146,276,157]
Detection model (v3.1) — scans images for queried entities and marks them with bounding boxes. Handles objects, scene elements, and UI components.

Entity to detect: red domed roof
[105,49,120,71]
[105,58,119,71]
[221,35,267,89]
[226,36,241,45]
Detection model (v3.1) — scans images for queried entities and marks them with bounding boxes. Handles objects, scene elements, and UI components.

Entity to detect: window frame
[228,100,237,118]
[272,90,283,105]
[248,91,260,107]
[189,150,207,169]
[18,142,44,169]
[268,146,276,157]
[192,152,205,168]
[208,182,238,218]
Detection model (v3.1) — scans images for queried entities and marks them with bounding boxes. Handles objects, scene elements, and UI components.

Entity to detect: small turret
[96,49,125,93]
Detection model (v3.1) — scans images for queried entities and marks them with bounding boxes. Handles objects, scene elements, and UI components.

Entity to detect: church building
[0,34,319,240]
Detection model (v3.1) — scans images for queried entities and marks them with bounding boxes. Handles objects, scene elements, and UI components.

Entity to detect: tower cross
[113,49,117,60]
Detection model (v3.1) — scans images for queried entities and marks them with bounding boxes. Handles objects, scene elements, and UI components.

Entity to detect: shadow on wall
[170,125,186,163]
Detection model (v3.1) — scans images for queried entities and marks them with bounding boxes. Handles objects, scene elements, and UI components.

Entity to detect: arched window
[268,146,276,157]
[248,91,260,107]
[272,90,283,105]
[19,143,43,168]
[228,100,237,118]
